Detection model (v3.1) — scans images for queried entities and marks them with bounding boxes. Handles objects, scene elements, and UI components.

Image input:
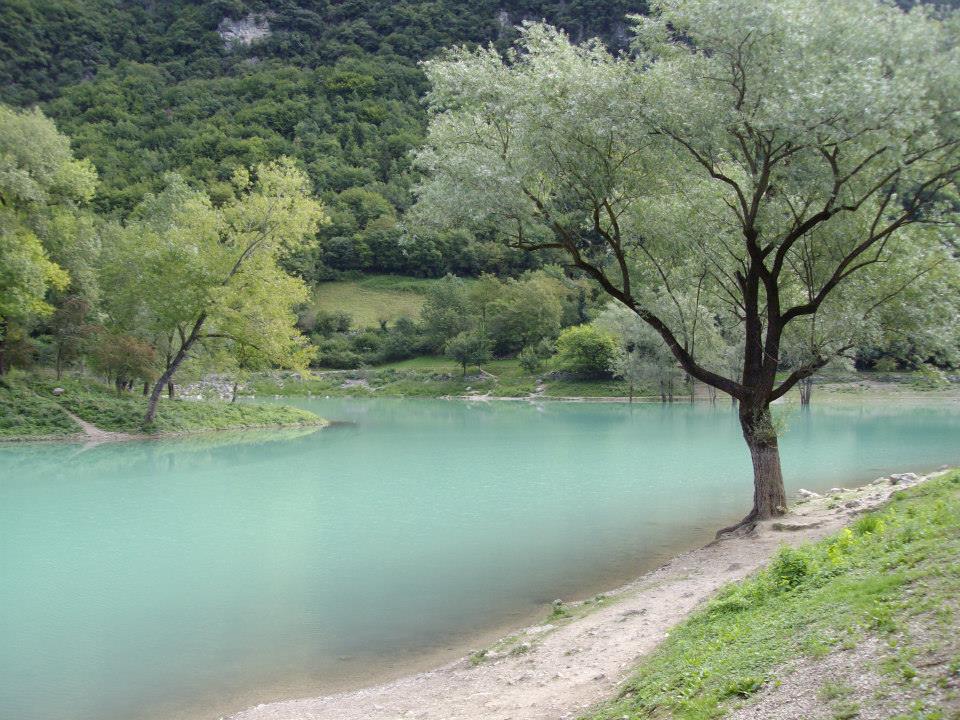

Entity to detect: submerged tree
[412,0,960,531]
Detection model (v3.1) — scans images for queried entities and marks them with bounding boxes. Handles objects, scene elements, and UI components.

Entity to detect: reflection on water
[2,399,959,720]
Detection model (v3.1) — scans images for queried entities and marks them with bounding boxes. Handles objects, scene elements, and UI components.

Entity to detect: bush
[551,325,618,378]
[518,339,555,373]
[351,331,383,354]
[312,338,363,369]
[313,310,353,336]
[769,546,813,590]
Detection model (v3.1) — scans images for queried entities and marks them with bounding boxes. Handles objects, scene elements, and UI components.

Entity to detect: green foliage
[518,339,555,373]
[0,105,95,350]
[909,364,952,391]
[29,376,323,433]
[552,325,618,378]
[414,1,960,413]
[444,330,491,375]
[584,471,960,720]
[419,275,472,351]
[0,374,78,438]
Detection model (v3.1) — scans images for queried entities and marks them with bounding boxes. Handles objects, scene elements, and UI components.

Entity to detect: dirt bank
[225,471,941,720]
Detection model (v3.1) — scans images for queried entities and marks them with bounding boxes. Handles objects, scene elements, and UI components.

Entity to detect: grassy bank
[0,380,81,438]
[248,358,659,400]
[246,363,960,402]
[584,471,960,720]
[1,374,326,440]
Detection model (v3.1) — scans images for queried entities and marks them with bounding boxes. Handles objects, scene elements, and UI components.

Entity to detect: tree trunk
[142,381,149,396]
[56,346,63,380]
[799,377,813,406]
[167,382,175,399]
[145,316,205,424]
[628,381,634,403]
[146,367,178,425]
[231,382,238,404]
[719,402,788,534]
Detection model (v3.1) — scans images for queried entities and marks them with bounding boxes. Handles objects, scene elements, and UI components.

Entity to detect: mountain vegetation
[1,0,959,437]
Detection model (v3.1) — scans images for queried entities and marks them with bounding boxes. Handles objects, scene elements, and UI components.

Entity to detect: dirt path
[62,409,136,443]
[226,472,937,720]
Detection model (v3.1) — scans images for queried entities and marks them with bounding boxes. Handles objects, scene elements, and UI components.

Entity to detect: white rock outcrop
[218,14,271,48]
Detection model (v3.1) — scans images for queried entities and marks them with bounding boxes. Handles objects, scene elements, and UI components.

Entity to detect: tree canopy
[412,0,960,524]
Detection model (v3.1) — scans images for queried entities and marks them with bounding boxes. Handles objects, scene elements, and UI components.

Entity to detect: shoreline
[223,468,948,720]
[0,416,329,445]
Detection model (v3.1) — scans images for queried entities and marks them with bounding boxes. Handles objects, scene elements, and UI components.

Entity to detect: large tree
[412,1,960,531]
[0,105,97,374]
[101,158,325,424]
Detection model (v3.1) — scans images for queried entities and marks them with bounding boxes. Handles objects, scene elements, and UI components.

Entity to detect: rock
[525,624,555,635]
[51,387,64,396]
[726,562,743,571]
[826,487,844,494]
[218,14,271,47]
[889,472,919,485]
[844,500,861,508]
[617,608,647,622]
[796,488,820,500]
[772,520,824,531]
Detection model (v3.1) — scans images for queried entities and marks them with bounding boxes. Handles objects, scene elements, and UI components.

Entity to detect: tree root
[713,514,759,540]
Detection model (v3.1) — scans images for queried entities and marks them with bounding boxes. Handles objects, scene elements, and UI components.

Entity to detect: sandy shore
[225,470,942,720]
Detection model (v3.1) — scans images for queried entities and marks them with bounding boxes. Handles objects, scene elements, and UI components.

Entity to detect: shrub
[314,310,352,336]
[312,338,363,369]
[769,546,813,590]
[518,339,555,373]
[910,364,950,390]
[853,514,886,536]
[551,325,618,378]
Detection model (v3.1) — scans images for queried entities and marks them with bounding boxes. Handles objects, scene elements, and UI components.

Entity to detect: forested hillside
[0,0,641,279]
[2,0,959,416]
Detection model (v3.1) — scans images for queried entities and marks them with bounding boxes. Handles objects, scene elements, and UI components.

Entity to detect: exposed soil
[226,472,943,720]
[62,409,139,443]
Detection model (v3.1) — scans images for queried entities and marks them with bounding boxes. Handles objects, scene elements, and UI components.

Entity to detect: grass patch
[23,376,325,435]
[583,471,960,720]
[0,374,79,439]
[310,275,447,329]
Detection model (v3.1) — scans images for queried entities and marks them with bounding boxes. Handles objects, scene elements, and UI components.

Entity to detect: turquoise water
[2,398,960,720]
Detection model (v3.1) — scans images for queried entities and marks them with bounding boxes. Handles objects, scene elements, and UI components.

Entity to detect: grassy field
[310,275,451,329]
[584,471,960,720]
[2,375,326,438]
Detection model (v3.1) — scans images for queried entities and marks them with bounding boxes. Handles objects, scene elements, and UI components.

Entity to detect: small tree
[101,158,325,424]
[414,3,960,531]
[445,330,491,376]
[90,332,157,394]
[420,275,471,351]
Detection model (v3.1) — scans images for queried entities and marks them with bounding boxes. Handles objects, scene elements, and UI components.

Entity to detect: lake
[2,398,960,720]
